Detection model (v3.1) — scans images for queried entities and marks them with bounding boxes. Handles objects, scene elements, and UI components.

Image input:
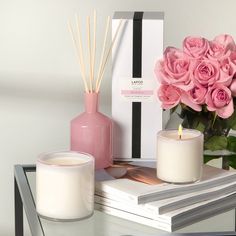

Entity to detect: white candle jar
[156,129,203,183]
[36,151,94,221]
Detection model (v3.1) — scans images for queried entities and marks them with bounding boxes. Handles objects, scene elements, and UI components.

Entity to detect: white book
[95,162,236,204]
[95,181,236,217]
[95,193,236,232]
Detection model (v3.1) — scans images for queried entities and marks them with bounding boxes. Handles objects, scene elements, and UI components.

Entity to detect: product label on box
[119,78,155,102]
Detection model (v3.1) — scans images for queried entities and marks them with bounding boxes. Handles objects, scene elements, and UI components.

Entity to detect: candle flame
[178,124,183,139]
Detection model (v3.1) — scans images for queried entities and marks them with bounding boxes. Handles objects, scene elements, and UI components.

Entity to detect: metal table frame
[14,164,236,236]
[14,165,44,236]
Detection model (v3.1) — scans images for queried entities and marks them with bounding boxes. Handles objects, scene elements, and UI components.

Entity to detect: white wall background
[1,0,236,234]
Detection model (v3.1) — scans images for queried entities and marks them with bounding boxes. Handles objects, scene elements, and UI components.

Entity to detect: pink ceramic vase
[70,92,113,169]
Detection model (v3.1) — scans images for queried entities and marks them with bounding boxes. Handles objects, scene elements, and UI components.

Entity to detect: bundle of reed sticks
[68,10,123,93]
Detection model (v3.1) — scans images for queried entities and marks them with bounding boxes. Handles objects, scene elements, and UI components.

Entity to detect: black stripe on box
[132,12,143,158]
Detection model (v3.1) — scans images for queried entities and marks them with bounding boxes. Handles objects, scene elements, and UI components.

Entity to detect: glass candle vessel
[156,129,203,184]
[71,92,113,169]
[36,151,94,221]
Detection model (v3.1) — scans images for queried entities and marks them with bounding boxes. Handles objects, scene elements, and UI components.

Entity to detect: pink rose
[229,51,236,71]
[207,35,236,60]
[207,41,230,60]
[181,85,207,111]
[155,47,194,91]
[189,85,207,104]
[193,59,220,87]
[214,34,236,51]
[158,84,181,109]
[206,84,233,118]
[183,36,209,58]
[181,93,202,112]
[218,58,235,86]
[180,85,206,112]
[230,79,236,97]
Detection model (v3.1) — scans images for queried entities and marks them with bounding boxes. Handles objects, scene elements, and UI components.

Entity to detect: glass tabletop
[14,165,236,236]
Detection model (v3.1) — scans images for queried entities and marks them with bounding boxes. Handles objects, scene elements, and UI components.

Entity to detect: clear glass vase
[170,104,236,170]
[70,92,113,169]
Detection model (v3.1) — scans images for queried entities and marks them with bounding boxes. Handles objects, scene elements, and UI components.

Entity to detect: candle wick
[179,135,182,140]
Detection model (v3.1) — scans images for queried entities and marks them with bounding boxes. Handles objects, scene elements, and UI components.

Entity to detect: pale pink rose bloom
[208,35,236,60]
[230,79,236,97]
[183,36,209,58]
[193,59,220,87]
[229,51,236,72]
[207,41,230,60]
[206,84,233,118]
[155,47,194,91]
[158,84,181,109]
[181,92,202,112]
[181,85,207,112]
[214,34,236,51]
[218,58,235,86]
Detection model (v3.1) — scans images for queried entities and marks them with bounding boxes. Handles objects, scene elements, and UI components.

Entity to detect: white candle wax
[36,151,94,221]
[156,129,203,183]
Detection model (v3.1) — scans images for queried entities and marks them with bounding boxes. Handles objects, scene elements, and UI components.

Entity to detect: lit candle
[36,151,94,221]
[178,124,183,139]
[156,126,203,183]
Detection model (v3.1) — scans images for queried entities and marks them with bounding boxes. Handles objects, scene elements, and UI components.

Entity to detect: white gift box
[112,11,164,160]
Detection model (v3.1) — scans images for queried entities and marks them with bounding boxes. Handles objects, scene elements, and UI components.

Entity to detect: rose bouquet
[155,35,236,169]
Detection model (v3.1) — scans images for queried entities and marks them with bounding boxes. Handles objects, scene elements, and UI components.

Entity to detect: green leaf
[226,109,236,130]
[211,112,217,128]
[204,155,221,164]
[204,136,228,151]
[228,155,236,169]
[204,154,236,169]
[232,124,236,130]
[227,136,236,152]
[195,121,205,133]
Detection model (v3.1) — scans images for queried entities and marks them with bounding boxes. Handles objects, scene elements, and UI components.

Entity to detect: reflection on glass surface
[26,172,235,236]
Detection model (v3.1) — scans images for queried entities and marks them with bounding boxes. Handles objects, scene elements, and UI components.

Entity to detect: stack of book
[95,161,236,232]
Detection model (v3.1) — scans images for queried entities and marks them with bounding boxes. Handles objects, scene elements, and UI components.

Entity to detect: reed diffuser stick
[87,16,93,92]
[75,15,88,92]
[69,12,123,93]
[91,10,97,92]
[95,16,110,92]
[96,19,124,92]
[68,20,89,93]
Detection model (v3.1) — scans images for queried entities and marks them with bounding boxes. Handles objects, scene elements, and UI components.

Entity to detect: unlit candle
[36,151,94,221]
